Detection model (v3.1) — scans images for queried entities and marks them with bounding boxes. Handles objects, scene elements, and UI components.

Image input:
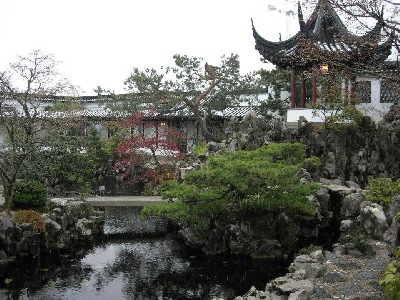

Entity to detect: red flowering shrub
[113,112,183,195]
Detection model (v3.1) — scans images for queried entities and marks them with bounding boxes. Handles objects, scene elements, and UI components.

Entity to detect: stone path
[310,244,391,300]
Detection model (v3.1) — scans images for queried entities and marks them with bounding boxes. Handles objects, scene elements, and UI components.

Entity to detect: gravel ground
[310,243,391,300]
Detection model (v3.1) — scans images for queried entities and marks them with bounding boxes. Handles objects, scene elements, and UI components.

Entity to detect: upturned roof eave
[252,0,393,68]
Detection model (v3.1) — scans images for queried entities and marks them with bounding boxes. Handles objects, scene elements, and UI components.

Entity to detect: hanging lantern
[320,63,329,73]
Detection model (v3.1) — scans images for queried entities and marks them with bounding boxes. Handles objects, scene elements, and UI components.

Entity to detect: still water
[0,207,287,300]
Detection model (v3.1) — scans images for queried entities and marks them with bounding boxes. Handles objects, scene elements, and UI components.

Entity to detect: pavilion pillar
[290,68,297,108]
[301,72,306,108]
[350,75,357,105]
[311,65,317,105]
[343,71,349,106]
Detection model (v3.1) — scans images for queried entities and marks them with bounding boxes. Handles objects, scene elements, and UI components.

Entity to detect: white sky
[0,0,300,95]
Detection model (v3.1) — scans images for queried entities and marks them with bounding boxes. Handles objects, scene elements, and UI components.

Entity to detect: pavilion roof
[252,0,394,69]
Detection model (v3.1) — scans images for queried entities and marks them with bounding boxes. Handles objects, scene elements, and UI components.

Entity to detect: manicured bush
[380,247,400,299]
[13,209,46,234]
[13,180,47,209]
[365,177,400,206]
[143,143,320,229]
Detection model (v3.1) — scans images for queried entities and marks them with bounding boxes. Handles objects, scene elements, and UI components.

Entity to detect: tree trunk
[197,116,219,143]
[2,180,15,211]
[182,98,220,143]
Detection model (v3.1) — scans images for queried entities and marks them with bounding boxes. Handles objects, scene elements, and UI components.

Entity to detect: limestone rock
[360,203,388,239]
[178,227,206,250]
[235,286,284,300]
[271,277,314,295]
[309,250,324,263]
[288,253,325,279]
[340,220,353,232]
[383,196,400,254]
[340,192,363,219]
[288,289,310,300]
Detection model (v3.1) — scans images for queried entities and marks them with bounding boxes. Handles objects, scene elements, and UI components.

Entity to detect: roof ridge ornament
[298,1,305,32]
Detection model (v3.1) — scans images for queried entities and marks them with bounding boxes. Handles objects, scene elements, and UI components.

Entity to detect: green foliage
[118,53,264,142]
[38,151,97,194]
[13,210,46,234]
[380,247,400,299]
[25,127,113,195]
[13,180,47,209]
[144,143,320,228]
[257,68,290,118]
[365,177,400,205]
[302,156,321,173]
[259,97,289,119]
[191,142,207,155]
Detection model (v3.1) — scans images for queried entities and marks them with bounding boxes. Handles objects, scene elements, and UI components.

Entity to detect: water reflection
[0,207,287,300]
[1,237,237,300]
[102,206,168,236]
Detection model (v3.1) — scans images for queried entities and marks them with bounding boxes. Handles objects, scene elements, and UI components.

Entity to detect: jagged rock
[309,250,324,263]
[206,141,226,153]
[333,243,347,256]
[76,218,93,236]
[288,289,310,300]
[270,276,314,295]
[249,239,284,259]
[359,202,388,239]
[288,252,325,279]
[383,196,400,254]
[235,286,284,300]
[344,181,361,190]
[340,192,363,219]
[0,197,104,266]
[45,217,61,235]
[322,152,337,178]
[297,168,311,184]
[321,184,354,197]
[178,227,206,250]
[319,177,341,186]
[340,220,353,232]
[227,224,251,255]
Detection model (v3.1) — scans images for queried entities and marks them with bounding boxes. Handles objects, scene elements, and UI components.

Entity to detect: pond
[0,207,288,300]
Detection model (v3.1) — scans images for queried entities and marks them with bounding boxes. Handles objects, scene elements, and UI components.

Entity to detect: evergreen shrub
[365,177,400,206]
[142,142,320,228]
[13,180,47,209]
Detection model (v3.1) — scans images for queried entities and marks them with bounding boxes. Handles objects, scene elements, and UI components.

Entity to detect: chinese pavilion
[252,0,394,108]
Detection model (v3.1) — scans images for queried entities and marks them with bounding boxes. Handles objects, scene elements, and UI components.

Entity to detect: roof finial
[298,1,305,31]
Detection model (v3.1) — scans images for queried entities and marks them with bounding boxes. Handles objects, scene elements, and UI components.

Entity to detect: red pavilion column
[301,72,306,108]
[311,65,317,105]
[290,68,297,108]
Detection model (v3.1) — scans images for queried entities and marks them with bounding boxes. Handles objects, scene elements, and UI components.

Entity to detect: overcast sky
[0,0,300,95]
